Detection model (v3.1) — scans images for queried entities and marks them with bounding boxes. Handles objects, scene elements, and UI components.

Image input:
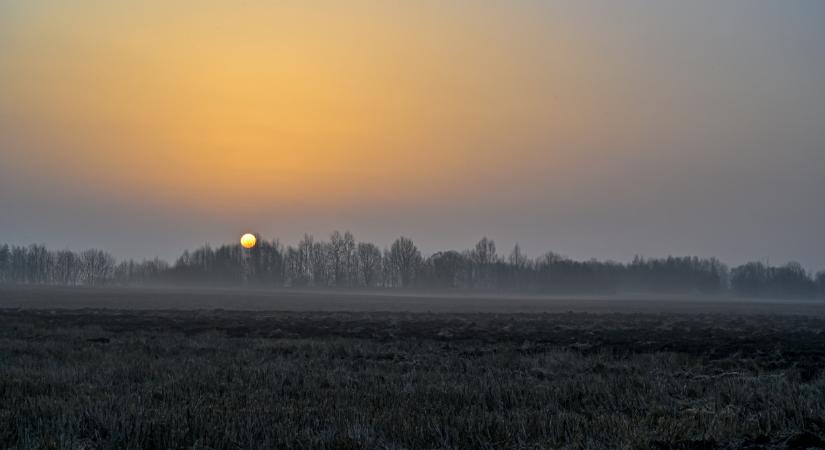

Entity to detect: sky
[1,1,824,270]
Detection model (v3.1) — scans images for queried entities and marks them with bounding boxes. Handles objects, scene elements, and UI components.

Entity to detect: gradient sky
[2,1,824,269]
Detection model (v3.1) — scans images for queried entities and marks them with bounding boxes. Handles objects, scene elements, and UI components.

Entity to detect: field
[1,287,825,449]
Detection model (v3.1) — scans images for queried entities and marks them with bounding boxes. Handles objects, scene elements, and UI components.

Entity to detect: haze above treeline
[1,233,823,299]
[2,2,825,269]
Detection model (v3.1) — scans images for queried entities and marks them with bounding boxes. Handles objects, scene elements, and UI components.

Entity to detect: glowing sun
[240,233,257,249]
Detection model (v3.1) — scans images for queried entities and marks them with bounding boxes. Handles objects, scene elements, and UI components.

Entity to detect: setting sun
[240,233,257,249]
[2,2,825,447]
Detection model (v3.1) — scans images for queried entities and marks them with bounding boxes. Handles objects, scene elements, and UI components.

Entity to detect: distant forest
[1,233,824,298]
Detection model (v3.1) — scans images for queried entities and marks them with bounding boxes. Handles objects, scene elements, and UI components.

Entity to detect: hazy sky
[2,1,824,269]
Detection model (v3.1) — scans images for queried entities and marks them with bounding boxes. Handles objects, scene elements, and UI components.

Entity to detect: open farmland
[2,285,825,315]
[1,287,825,449]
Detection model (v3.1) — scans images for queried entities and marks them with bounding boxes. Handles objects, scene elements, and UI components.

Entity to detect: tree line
[1,233,824,298]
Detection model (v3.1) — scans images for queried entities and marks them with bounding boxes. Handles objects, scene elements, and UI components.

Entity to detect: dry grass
[1,310,824,449]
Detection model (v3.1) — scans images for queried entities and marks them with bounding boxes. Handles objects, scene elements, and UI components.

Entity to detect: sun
[240,233,257,249]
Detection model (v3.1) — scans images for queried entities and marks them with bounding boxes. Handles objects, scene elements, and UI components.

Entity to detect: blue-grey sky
[1,1,824,270]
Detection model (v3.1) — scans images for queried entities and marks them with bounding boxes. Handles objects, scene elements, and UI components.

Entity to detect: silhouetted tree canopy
[731,261,816,298]
[1,235,822,299]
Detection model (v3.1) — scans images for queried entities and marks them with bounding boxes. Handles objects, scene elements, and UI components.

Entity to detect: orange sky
[2,1,824,268]
[1,1,637,213]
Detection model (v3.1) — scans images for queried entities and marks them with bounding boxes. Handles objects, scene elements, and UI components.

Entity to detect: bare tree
[342,232,357,286]
[429,251,466,288]
[389,237,422,288]
[357,242,382,287]
[296,234,316,286]
[54,250,81,285]
[0,244,9,283]
[26,244,51,284]
[79,249,115,286]
[0,237,790,297]
[10,246,27,283]
[310,240,327,287]
[328,231,356,287]
[508,244,527,269]
[471,237,497,288]
[381,248,393,288]
[507,244,529,289]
